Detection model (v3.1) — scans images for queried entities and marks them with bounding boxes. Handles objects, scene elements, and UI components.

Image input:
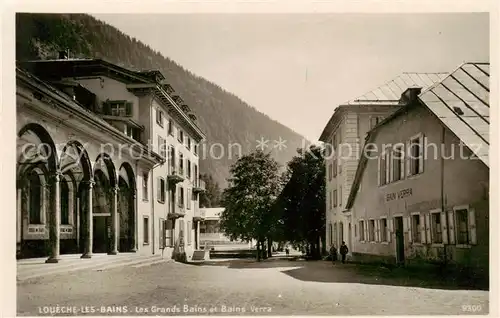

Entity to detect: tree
[276,145,326,260]
[219,150,283,261]
[199,173,222,208]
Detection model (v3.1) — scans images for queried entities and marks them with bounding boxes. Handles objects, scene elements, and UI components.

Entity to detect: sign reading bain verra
[386,188,413,202]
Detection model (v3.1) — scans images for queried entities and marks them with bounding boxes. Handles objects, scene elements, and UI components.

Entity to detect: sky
[93,13,489,141]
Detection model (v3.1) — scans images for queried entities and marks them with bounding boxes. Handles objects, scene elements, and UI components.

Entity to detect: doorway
[394,216,405,264]
[194,222,199,249]
[93,216,110,253]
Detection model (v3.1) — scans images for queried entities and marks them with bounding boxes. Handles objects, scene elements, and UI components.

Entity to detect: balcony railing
[168,204,185,219]
[167,165,184,183]
[193,178,206,193]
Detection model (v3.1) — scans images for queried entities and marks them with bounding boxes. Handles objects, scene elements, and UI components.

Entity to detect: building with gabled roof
[319,71,447,255]
[344,62,489,276]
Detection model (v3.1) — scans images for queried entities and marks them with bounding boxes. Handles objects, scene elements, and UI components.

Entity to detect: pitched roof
[418,62,489,166]
[319,72,448,141]
[347,72,449,105]
[345,62,490,210]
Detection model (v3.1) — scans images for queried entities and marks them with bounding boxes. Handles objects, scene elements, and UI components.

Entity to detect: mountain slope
[15,13,307,187]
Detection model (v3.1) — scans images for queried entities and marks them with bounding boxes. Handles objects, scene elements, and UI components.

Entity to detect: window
[28,170,42,224]
[165,219,174,247]
[157,177,165,203]
[168,119,174,135]
[187,221,192,245]
[328,163,333,181]
[409,134,424,176]
[102,100,133,117]
[159,218,165,249]
[328,223,333,245]
[194,165,198,185]
[156,108,163,127]
[339,186,342,206]
[369,220,375,241]
[392,145,405,182]
[178,129,184,143]
[380,218,387,242]
[60,180,70,225]
[179,153,184,175]
[194,143,198,156]
[333,189,337,207]
[143,216,149,244]
[328,190,332,210]
[169,146,175,171]
[431,212,443,243]
[178,187,184,208]
[142,172,149,201]
[158,136,166,158]
[359,220,365,241]
[333,158,338,177]
[187,160,192,180]
[379,150,388,185]
[456,209,469,245]
[412,214,421,243]
[187,137,191,150]
[186,189,191,210]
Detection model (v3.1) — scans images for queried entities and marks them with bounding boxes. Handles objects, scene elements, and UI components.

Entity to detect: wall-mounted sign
[386,188,413,202]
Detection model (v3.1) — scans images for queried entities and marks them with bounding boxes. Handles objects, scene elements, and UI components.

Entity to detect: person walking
[329,244,337,263]
[340,241,348,264]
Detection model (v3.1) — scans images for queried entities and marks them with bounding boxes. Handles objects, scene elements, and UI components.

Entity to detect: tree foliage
[219,150,284,244]
[277,145,326,258]
[199,173,222,208]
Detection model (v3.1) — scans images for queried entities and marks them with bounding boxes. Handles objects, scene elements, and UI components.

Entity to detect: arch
[94,153,117,187]
[118,162,136,189]
[60,140,93,182]
[17,123,58,173]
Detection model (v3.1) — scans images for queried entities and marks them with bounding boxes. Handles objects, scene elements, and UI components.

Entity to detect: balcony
[168,205,185,219]
[167,166,184,184]
[193,207,205,222]
[192,178,206,194]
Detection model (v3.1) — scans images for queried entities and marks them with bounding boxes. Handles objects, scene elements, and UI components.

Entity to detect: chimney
[58,50,69,59]
[400,87,422,104]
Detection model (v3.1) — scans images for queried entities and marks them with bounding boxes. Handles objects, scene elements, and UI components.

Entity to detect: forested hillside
[15,13,307,187]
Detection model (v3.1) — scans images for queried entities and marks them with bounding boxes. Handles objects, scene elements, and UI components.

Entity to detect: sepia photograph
[2,1,496,316]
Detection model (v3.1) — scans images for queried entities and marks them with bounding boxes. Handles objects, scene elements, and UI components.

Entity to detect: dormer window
[102,100,132,117]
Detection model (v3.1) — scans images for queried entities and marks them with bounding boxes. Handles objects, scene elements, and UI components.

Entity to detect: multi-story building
[319,72,448,255]
[16,54,206,262]
[344,62,489,276]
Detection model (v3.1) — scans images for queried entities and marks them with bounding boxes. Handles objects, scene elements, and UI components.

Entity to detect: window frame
[143,216,150,245]
[359,220,365,242]
[142,172,149,202]
[156,108,164,127]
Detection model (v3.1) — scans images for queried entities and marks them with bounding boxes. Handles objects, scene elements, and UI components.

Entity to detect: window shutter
[364,221,368,242]
[125,102,132,116]
[385,151,390,183]
[425,214,431,243]
[387,218,392,242]
[441,212,448,244]
[447,211,456,244]
[400,149,405,179]
[377,156,381,186]
[389,151,394,183]
[156,177,161,201]
[419,214,426,243]
[406,216,412,243]
[468,208,477,245]
[406,141,411,176]
[418,135,424,174]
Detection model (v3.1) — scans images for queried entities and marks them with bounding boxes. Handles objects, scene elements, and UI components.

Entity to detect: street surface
[17,257,489,315]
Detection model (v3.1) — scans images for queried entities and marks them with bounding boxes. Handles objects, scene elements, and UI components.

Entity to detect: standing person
[330,245,337,263]
[285,246,290,256]
[340,241,348,264]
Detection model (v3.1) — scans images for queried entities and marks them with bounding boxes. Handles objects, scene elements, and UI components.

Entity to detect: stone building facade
[319,72,448,255]
[16,57,206,262]
[345,62,489,275]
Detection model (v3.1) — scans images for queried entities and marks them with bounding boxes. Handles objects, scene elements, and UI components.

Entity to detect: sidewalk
[17,253,172,281]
